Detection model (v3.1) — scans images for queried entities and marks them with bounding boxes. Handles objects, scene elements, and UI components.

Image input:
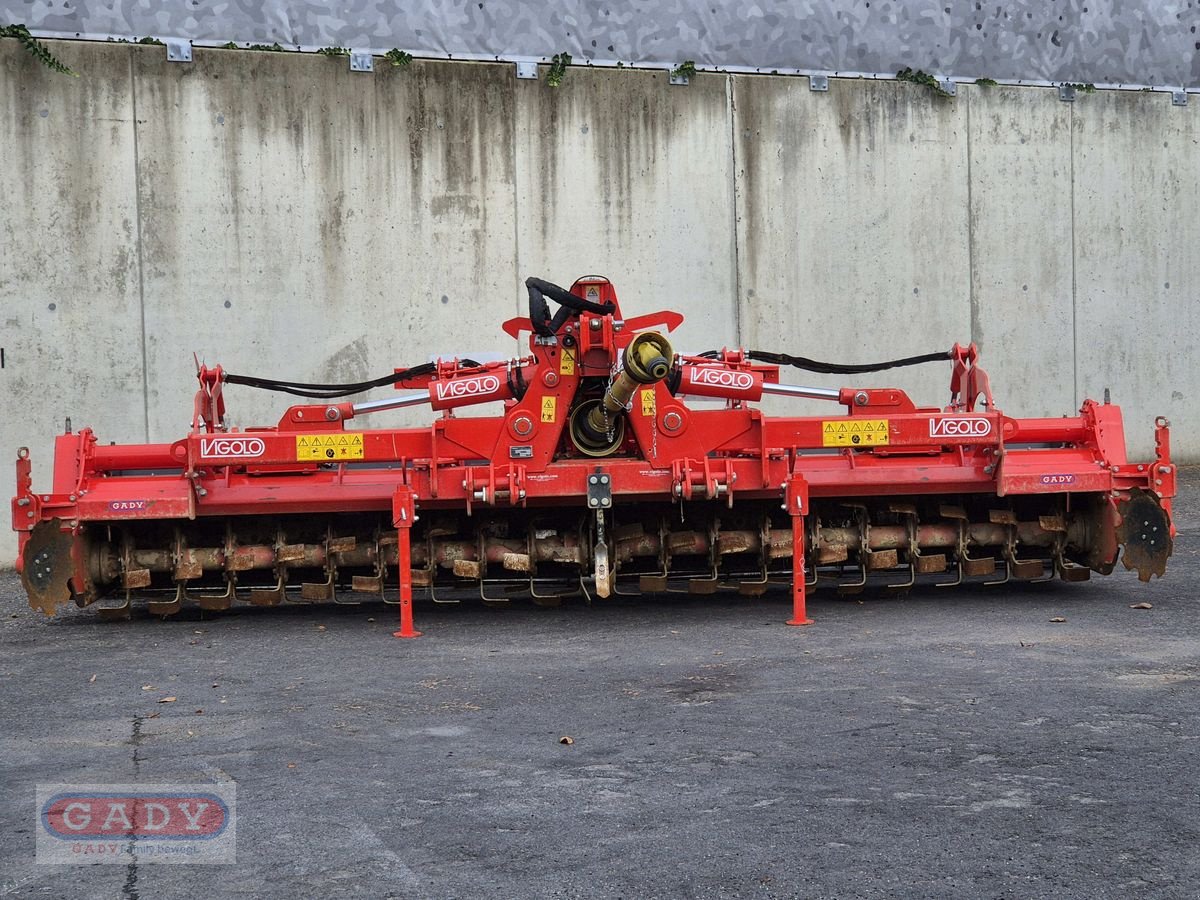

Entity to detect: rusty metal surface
[19,521,75,616]
[33,492,1141,616]
[1117,488,1174,582]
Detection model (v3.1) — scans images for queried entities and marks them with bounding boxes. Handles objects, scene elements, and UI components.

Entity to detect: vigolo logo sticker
[199,437,266,459]
[929,417,992,438]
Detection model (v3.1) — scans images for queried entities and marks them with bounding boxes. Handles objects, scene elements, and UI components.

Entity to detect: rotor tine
[984,516,1014,586]
[935,513,965,588]
[837,505,868,592]
[887,505,917,591]
[804,517,818,588]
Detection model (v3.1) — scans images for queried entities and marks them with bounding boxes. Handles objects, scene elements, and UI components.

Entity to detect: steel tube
[351,392,430,416]
[761,382,842,402]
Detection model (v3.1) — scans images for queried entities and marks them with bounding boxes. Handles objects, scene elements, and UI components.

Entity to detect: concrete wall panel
[1073,92,1200,460]
[733,77,972,417]
[0,42,144,566]
[966,85,1075,418]
[513,68,737,354]
[1,41,1196,569]
[132,50,519,435]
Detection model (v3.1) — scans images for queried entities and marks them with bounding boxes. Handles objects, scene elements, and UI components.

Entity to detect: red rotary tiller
[13,276,1175,637]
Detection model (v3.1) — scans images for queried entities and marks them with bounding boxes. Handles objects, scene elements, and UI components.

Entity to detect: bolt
[27,511,33,518]
[662,411,683,432]
[602,498,611,506]
[589,475,598,485]
[325,407,340,421]
[590,318,601,331]
[68,495,76,502]
[1138,464,1145,471]
[16,498,29,507]
[1160,466,1171,473]
[854,391,869,406]
[600,475,609,484]
[1155,479,1162,486]
[297,411,304,419]
[590,497,599,507]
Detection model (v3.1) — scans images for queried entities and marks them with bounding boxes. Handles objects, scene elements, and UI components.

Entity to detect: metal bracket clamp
[669,71,689,86]
[809,74,829,92]
[165,39,192,63]
[516,61,538,80]
[938,79,957,97]
[1172,90,1188,107]
[1058,84,1076,102]
[587,471,612,509]
[350,52,374,72]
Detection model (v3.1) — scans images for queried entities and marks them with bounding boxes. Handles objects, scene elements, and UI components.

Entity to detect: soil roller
[11,276,1176,636]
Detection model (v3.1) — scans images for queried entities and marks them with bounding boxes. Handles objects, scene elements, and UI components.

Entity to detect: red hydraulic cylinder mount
[427,364,514,411]
[676,364,764,402]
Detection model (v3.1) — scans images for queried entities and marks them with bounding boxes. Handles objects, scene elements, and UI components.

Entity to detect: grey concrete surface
[733,76,971,420]
[1,469,1197,898]
[514,67,738,355]
[3,42,1198,568]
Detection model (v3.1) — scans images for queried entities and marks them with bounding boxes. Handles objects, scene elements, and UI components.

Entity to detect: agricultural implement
[12,276,1175,636]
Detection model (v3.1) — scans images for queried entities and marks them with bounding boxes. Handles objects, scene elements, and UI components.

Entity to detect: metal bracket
[164,39,192,63]
[587,472,611,509]
[669,72,689,86]
[516,61,538,80]
[938,79,957,97]
[1172,90,1188,107]
[1058,84,1076,102]
[350,52,373,73]
[809,74,829,92]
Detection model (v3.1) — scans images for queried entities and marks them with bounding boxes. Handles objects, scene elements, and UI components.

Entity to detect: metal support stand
[785,472,813,626]
[393,485,422,639]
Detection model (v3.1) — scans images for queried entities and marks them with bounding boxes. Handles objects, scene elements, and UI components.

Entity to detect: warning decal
[560,348,576,376]
[541,397,557,423]
[821,419,890,448]
[295,432,365,461]
[640,388,655,416]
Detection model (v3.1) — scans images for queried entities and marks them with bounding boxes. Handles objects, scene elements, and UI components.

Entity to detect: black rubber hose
[526,277,615,336]
[224,360,481,400]
[745,350,950,376]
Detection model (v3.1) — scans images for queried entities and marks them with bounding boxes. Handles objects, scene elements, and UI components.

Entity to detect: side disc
[1116,488,1173,582]
[20,520,76,616]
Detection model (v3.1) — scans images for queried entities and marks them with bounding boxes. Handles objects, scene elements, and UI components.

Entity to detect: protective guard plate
[1117,489,1173,582]
[20,520,76,616]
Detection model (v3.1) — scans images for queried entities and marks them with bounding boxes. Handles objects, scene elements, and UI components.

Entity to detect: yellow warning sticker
[296,432,365,461]
[559,348,576,376]
[821,419,890,448]
[541,397,557,423]
[640,388,656,416]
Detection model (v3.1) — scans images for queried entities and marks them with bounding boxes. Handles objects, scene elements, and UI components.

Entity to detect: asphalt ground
[2,470,1197,899]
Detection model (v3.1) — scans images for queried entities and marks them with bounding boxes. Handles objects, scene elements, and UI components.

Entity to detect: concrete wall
[2,41,1197,566]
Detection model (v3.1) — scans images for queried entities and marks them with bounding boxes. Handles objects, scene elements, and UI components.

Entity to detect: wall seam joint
[1069,104,1078,410]
[726,74,742,346]
[129,50,151,443]
[965,85,977,346]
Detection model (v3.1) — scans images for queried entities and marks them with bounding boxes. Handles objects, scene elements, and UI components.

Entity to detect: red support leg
[392,486,422,639]
[785,473,813,626]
